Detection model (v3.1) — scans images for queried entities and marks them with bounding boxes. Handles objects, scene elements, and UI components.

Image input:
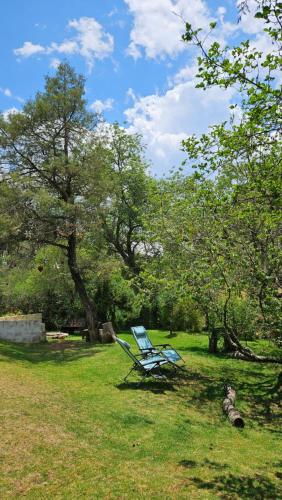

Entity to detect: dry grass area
[0,333,281,499]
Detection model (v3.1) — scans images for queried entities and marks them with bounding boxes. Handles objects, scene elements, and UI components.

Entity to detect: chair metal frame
[130,326,185,371]
[115,335,169,383]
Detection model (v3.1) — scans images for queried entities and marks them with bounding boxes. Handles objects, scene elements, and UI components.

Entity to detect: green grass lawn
[0,331,281,499]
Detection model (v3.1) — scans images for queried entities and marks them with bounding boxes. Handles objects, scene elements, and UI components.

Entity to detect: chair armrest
[155,343,171,348]
[142,358,163,367]
[140,348,159,357]
[136,352,160,358]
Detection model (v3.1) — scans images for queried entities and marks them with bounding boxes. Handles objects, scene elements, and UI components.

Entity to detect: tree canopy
[0,3,281,360]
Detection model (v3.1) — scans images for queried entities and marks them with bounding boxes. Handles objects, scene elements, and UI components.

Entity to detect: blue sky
[0,0,266,175]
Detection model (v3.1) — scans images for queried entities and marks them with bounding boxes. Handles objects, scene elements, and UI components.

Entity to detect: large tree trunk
[67,234,99,342]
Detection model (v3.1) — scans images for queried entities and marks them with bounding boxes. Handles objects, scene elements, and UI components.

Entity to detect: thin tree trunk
[222,289,281,363]
[205,311,210,331]
[67,233,99,342]
[258,283,267,322]
[209,329,218,353]
[222,289,241,352]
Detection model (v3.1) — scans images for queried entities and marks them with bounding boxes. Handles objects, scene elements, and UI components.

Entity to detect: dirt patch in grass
[46,340,87,351]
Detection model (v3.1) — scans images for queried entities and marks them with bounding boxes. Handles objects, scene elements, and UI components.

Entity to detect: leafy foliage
[0,4,281,359]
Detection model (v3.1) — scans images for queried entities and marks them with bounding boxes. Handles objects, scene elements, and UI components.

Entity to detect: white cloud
[34,22,47,30]
[250,31,277,56]
[127,42,141,59]
[108,7,118,18]
[217,6,226,17]
[2,107,20,120]
[49,40,78,55]
[13,17,114,72]
[89,98,114,113]
[0,87,12,97]
[215,5,238,37]
[126,87,137,103]
[68,17,114,71]
[124,0,266,62]
[124,0,239,60]
[124,81,235,175]
[169,62,198,86]
[0,87,24,104]
[237,0,265,34]
[124,0,214,59]
[14,41,45,57]
[50,58,61,69]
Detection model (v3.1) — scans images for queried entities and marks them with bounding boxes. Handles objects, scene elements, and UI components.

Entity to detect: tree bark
[67,234,99,342]
[222,328,282,363]
[228,349,282,363]
[221,291,281,363]
[101,322,116,344]
[209,329,218,353]
[223,385,244,428]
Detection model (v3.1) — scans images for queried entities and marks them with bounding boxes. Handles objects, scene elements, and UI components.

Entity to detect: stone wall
[0,314,45,343]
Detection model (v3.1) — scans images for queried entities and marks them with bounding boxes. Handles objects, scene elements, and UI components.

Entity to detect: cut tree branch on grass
[223,385,244,428]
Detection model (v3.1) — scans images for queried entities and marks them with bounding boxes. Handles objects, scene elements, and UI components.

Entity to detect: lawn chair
[130,325,185,370]
[114,335,169,383]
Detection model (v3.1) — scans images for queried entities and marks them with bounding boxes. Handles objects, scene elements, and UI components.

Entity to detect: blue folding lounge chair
[115,336,169,382]
[130,325,185,369]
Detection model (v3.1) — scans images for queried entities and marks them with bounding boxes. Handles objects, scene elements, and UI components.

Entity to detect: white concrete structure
[0,313,45,343]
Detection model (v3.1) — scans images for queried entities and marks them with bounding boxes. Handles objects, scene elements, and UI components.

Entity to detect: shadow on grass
[116,368,181,394]
[126,360,280,421]
[179,459,229,471]
[116,360,191,394]
[180,339,282,360]
[173,362,281,427]
[165,332,178,339]
[190,473,281,499]
[179,345,211,356]
[116,379,178,394]
[0,339,105,364]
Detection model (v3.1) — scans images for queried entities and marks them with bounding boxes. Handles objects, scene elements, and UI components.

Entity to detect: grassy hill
[0,332,281,499]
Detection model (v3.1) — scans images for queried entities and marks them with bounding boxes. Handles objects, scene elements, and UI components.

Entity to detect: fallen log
[228,350,282,364]
[223,385,244,428]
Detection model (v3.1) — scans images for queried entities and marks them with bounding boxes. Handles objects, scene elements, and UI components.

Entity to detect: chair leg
[124,365,135,383]
[176,364,186,372]
[151,368,167,380]
[166,360,186,373]
[138,372,148,385]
